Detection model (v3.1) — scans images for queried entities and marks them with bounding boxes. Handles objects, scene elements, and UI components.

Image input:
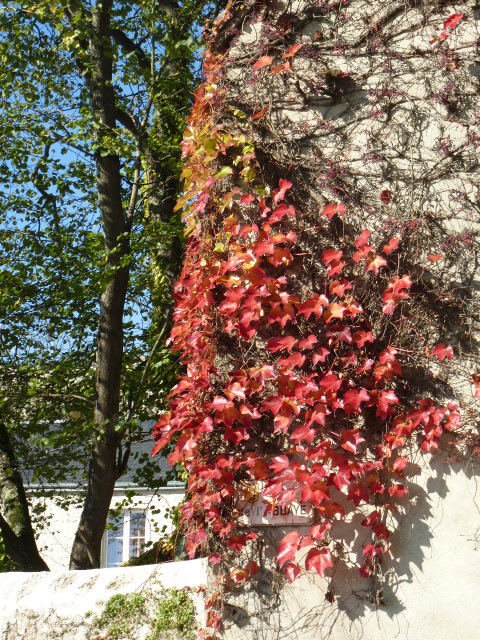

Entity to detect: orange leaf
[253,55,273,72]
[322,203,346,219]
[252,105,269,121]
[282,44,303,59]
[269,61,290,75]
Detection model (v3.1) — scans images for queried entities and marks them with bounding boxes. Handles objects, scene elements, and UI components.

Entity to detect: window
[102,511,147,568]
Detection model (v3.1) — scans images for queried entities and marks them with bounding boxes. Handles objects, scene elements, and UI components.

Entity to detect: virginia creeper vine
[153,0,480,635]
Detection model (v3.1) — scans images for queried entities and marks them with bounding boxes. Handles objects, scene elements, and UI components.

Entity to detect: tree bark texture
[0,423,49,571]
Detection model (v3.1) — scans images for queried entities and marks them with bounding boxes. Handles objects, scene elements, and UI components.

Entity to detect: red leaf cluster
[151,18,470,615]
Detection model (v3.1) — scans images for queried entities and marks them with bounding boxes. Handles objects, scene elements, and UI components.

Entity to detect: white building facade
[26,430,184,570]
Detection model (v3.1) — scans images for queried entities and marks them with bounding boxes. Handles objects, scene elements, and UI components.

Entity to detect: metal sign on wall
[238,486,313,526]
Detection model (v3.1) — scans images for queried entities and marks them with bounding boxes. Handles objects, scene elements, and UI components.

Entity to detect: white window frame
[101,509,149,568]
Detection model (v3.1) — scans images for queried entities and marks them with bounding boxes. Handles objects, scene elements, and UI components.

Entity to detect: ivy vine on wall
[153,0,480,636]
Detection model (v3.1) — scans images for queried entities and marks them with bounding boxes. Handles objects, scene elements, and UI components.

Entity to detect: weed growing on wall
[90,588,196,640]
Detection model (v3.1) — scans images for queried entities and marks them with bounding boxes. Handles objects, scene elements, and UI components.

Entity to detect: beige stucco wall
[215,1,480,637]
[2,468,480,639]
[223,458,480,640]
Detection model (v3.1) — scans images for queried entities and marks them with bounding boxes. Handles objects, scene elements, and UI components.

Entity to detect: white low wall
[0,558,208,640]
[3,466,480,639]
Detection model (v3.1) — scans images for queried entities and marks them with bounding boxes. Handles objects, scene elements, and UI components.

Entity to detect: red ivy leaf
[361,511,381,527]
[321,248,343,265]
[322,203,346,219]
[274,413,293,433]
[240,194,255,206]
[261,396,284,415]
[270,455,290,473]
[269,61,290,75]
[353,244,372,262]
[329,280,352,297]
[253,55,273,72]
[185,529,207,559]
[430,343,454,362]
[277,352,306,370]
[283,44,303,59]
[290,424,316,444]
[273,179,293,205]
[284,562,301,583]
[297,294,329,320]
[323,303,345,323]
[472,373,480,400]
[343,389,370,415]
[326,259,345,278]
[298,334,318,350]
[252,105,269,121]
[388,483,408,498]
[269,203,295,224]
[430,13,463,45]
[305,547,334,576]
[319,372,342,392]
[310,521,331,541]
[366,254,387,275]
[312,348,330,365]
[230,568,248,583]
[277,532,300,568]
[444,13,463,31]
[362,544,384,559]
[375,389,399,420]
[266,336,297,353]
[392,457,408,472]
[382,237,400,255]
[355,229,371,248]
[352,330,373,348]
[428,254,444,263]
[379,189,393,205]
[228,532,257,552]
[340,429,365,454]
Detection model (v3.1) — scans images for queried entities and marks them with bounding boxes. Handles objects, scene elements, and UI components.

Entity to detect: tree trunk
[69,0,130,570]
[0,423,49,571]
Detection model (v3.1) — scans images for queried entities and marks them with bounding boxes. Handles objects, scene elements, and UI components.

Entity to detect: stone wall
[0,558,207,639]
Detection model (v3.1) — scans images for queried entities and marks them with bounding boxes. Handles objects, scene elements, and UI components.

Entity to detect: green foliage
[0,0,225,548]
[91,593,147,640]
[152,589,196,640]
[90,588,196,640]
[0,531,14,572]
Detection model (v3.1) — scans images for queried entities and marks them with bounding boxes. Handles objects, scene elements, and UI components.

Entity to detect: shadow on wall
[222,451,480,640]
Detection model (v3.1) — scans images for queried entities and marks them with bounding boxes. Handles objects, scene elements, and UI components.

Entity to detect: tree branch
[115,106,139,136]
[109,28,151,77]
